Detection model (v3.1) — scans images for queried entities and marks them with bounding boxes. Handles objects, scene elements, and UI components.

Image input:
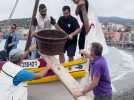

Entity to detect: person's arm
[55,17,67,34]
[31,26,36,33]
[72,73,100,98]
[68,28,80,40]
[72,77,100,97]
[13,57,52,86]
[34,67,50,79]
[82,75,100,94]
[29,56,52,79]
[31,17,38,37]
[13,67,50,86]
[70,28,80,37]
[73,63,101,97]
[81,5,90,33]
[68,18,80,39]
[31,17,37,32]
[21,44,37,59]
[77,0,91,33]
[8,43,14,47]
[83,63,101,94]
[8,34,19,47]
[55,24,66,34]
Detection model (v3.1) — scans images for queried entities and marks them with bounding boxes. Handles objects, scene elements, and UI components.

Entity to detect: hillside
[0,17,134,28]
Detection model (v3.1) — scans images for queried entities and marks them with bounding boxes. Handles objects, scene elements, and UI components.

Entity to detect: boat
[23,57,87,85]
[0,57,87,85]
[28,69,86,85]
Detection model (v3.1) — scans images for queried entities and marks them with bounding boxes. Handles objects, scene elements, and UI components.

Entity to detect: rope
[8,0,20,19]
[5,0,20,29]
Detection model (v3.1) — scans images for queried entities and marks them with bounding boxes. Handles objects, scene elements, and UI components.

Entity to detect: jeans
[94,96,112,100]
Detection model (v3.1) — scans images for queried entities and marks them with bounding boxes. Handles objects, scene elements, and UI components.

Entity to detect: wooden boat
[25,57,87,85]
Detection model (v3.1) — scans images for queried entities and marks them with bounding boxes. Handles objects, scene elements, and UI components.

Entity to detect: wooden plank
[42,55,91,100]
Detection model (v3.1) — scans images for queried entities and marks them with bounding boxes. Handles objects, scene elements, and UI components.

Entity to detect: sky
[0,0,134,21]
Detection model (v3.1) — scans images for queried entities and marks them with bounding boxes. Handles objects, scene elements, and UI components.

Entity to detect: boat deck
[28,82,75,100]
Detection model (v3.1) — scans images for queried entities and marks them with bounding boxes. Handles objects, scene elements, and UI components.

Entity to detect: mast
[25,0,39,51]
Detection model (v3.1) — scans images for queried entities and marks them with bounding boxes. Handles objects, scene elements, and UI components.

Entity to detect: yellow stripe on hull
[27,57,87,72]
[28,70,86,85]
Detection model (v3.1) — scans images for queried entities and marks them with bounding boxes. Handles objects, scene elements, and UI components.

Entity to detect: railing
[106,40,134,49]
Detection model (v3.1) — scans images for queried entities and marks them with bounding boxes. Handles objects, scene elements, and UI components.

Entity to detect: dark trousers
[94,96,112,100]
[6,48,12,57]
[0,50,7,61]
[78,26,86,50]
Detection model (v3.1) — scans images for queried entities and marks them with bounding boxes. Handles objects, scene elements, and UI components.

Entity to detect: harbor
[0,0,134,100]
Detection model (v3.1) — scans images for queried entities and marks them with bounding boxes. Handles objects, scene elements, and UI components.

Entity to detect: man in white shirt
[31,4,56,32]
[30,4,56,59]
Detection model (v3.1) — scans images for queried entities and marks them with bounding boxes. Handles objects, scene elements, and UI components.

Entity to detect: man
[74,42,112,100]
[0,46,51,84]
[57,6,80,63]
[0,47,52,99]
[31,4,56,33]
[30,4,56,59]
[72,0,94,52]
[3,24,19,57]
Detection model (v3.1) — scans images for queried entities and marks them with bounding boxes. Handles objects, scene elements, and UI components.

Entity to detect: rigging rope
[8,0,20,19]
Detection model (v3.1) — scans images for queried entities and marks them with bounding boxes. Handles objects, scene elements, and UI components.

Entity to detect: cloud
[0,0,134,20]
[93,0,134,19]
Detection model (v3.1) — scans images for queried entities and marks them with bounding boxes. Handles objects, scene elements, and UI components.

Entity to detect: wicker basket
[35,30,68,56]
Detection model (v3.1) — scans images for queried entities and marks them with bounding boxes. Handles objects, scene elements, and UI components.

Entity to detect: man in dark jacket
[4,24,19,57]
[56,6,80,63]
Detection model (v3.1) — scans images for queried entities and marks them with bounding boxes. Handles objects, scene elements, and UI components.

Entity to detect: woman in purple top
[73,42,112,100]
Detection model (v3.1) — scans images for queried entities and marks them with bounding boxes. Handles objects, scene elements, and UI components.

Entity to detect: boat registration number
[21,59,40,68]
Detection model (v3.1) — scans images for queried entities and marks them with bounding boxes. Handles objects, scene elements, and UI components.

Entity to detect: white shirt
[35,14,52,32]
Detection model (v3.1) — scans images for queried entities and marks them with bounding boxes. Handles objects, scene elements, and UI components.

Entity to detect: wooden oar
[42,54,92,100]
[25,0,39,51]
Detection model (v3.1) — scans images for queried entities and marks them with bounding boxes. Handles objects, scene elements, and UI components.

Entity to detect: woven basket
[35,30,68,56]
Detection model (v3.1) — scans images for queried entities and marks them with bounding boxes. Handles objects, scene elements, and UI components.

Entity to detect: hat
[9,49,23,62]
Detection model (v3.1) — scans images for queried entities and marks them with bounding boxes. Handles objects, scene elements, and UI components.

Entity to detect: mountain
[98,17,134,27]
[0,18,31,28]
[0,17,134,29]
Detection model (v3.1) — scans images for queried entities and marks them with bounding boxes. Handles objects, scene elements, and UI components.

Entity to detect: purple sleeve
[92,63,101,77]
